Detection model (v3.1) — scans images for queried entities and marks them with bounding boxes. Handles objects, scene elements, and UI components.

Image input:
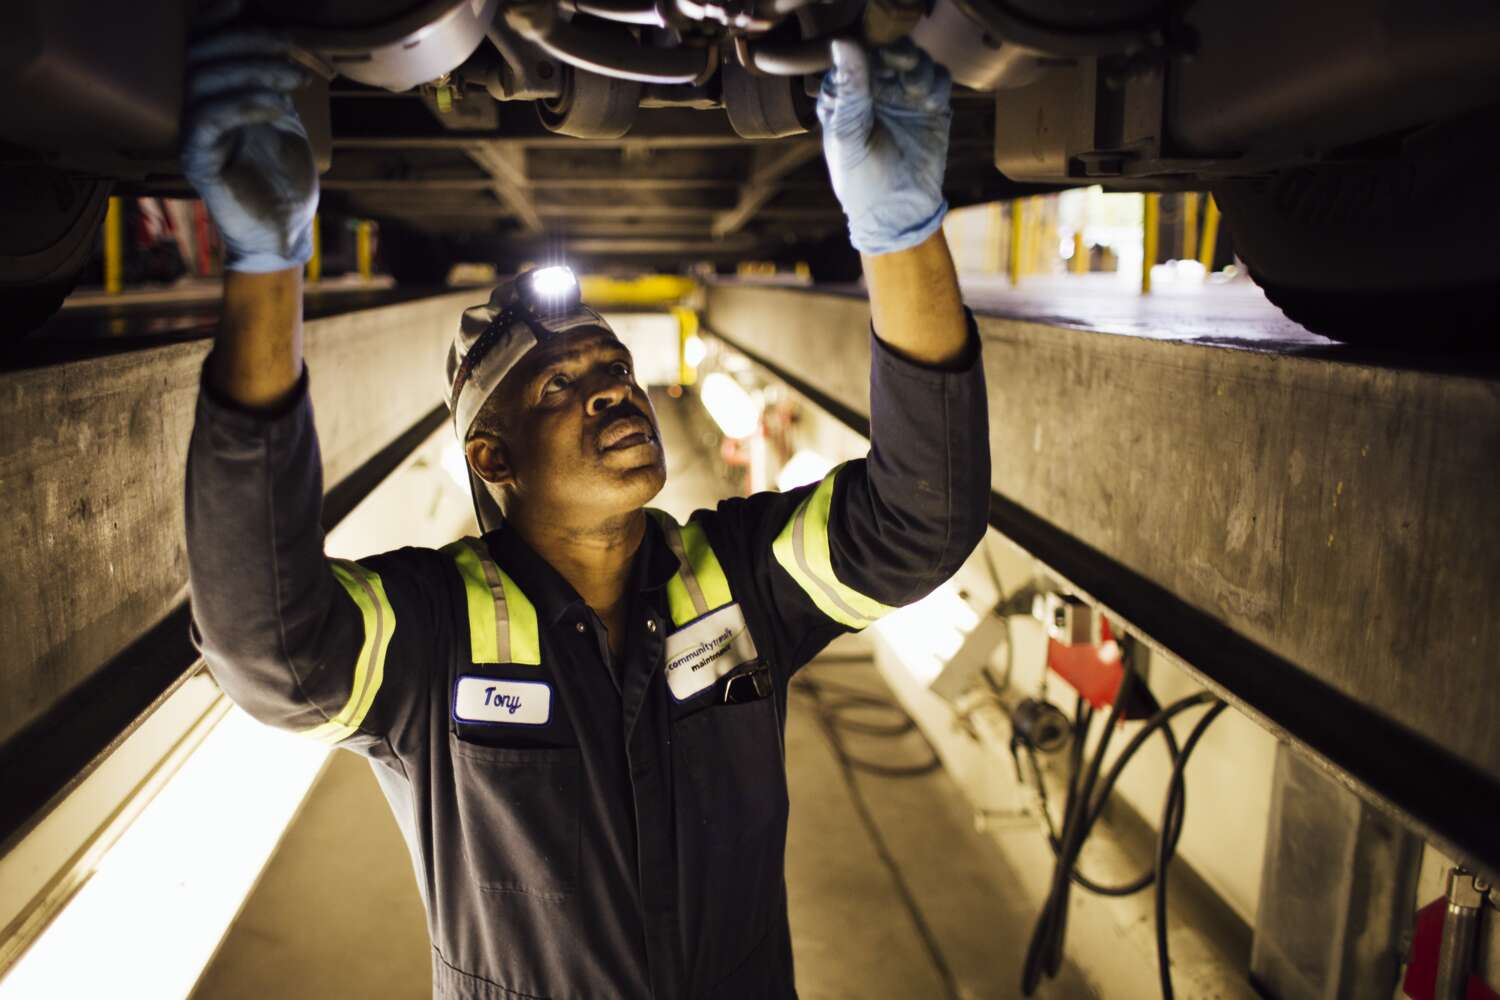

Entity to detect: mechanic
[182,26,990,1000]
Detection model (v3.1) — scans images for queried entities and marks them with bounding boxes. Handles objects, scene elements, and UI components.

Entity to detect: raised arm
[700,41,989,674]
[181,29,423,753]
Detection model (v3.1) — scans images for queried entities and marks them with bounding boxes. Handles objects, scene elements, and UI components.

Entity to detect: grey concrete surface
[703,280,1500,868]
[0,291,474,751]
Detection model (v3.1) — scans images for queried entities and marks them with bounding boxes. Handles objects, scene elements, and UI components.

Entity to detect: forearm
[863,229,968,367]
[207,268,305,411]
[186,350,366,734]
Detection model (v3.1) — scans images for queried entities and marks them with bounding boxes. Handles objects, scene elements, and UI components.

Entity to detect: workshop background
[2,184,1496,999]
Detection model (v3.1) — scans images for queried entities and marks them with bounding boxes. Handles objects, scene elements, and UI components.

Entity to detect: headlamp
[519,265,580,313]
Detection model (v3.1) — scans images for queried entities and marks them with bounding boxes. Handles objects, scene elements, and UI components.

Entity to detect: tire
[1250,276,1499,350]
[1,167,111,336]
[1213,157,1500,347]
[537,67,640,139]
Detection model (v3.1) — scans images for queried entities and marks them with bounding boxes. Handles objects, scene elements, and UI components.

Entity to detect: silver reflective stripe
[659,517,709,618]
[344,563,387,730]
[791,499,871,626]
[469,538,511,663]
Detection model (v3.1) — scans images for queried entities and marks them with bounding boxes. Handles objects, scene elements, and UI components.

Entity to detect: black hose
[511,11,710,84]
[1021,662,1138,992]
[573,0,665,26]
[1020,635,1232,995]
[745,35,837,75]
[1155,700,1227,1000]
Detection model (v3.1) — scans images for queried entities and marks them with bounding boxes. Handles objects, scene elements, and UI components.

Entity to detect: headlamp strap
[450,304,556,425]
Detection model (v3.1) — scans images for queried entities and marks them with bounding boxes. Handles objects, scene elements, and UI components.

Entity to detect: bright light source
[775,449,834,492]
[527,265,577,300]
[872,583,980,687]
[441,440,471,491]
[700,372,762,440]
[682,335,706,368]
[0,708,329,1000]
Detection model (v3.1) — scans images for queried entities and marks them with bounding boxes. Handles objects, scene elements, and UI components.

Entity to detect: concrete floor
[188,636,1094,999]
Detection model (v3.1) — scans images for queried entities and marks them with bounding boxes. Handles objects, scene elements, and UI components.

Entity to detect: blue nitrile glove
[817,38,952,256]
[180,29,319,273]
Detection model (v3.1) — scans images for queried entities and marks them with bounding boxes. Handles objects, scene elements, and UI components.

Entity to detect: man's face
[470,326,667,520]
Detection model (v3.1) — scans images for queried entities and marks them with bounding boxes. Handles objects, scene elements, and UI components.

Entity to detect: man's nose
[586,378,629,415]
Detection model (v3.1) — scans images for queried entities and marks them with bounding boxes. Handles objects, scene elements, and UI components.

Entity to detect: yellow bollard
[1182,193,1200,264]
[1071,230,1088,274]
[1198,194,1221,273]
[673,306,700,386]
[104,196,124,294]
[356,220,373,281]
[986,202,1003,274]
[305,214,321,284]
[1008,199,1024,287]
[1025,195,1044,276]
[1141,193,1160,294]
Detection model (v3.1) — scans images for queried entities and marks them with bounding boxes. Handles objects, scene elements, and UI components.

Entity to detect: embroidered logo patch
[453,677,552,725]
[664,603,759,702]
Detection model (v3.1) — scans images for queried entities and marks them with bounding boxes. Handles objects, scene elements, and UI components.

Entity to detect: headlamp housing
[519,265,581,314]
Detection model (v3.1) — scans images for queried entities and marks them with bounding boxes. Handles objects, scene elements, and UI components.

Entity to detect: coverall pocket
[672,694,789,987]
[674,695,785,847]
[449,736,581,900]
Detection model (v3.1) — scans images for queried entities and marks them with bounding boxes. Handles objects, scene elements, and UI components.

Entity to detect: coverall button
[575,621,586,634]
[646,619,657,633]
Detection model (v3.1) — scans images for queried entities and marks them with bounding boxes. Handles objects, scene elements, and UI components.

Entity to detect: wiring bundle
[1017,641,1227,999]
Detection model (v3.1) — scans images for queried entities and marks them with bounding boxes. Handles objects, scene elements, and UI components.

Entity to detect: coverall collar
[482,512,682,628]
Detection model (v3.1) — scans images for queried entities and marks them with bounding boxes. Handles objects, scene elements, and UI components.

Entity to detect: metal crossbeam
[704,281,1500,876]
[711,140,825,239]
[464,142,542,233]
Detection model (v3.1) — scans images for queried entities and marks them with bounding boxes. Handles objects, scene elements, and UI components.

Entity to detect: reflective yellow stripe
[499,567,541,666]
[443,538,541,665]
[447,540,500,663]
[304,560,396,745]
[650,510,734,628]
[772,463,897,630]
[679,520,732,612]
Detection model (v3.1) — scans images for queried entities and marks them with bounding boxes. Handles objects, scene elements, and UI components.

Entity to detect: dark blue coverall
[185,316,990,999]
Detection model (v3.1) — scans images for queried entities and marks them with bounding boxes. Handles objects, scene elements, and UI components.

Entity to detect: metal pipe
[1141,192,1160,294]
[356,221,373,281]
[746,35,835,75]
[306,214,322,284]
[1435,869,1486,1000]
[104,197,123,295]
[1181,192,1200,263]
[1008,198,1024,286]
[507,6,709,84]
[572,0,665,27]
[1197,194,1221,272]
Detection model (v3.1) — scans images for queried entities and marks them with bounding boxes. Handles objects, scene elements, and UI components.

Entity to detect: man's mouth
[598,415,655,452]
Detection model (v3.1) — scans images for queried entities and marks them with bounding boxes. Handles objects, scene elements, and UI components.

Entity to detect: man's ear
[465,433,515,487]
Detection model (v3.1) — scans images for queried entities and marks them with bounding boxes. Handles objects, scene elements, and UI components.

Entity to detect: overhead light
[871,583,980,688]
[441,441,472,492]
[700,372,762,440]
[523,265,579,308]
[775,449,834,492]
[0,709,330,1000]
[682,335,706,368]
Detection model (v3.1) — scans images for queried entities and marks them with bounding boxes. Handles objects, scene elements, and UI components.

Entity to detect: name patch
[664,603,759,702]
[453,677,552,725]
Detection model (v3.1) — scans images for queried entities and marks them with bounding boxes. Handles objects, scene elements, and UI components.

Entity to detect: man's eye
[543,373,572,395]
